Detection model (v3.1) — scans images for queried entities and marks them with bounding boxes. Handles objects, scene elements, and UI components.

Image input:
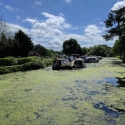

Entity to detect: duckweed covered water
[0,58,125,125]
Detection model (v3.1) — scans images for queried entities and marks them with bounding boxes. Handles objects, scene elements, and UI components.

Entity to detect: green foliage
[14,30,34,57]
[0,57,53,74]
[82,47,88,55]
[0,66,10,74]
[0,57,18,66]
[22,61,44,71]
[33,44,48,56]
[63,38,82,55]
[18,57,32,65]
[86,45,112,57]
[102,6,125,40]
[112,39,122,56]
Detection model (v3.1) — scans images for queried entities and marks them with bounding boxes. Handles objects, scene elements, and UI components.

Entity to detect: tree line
[0,5,125,60]
[62,38,113,57]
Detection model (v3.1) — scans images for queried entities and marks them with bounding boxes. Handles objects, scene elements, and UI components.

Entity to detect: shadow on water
[105,77,125,87]
[116,77,125,87]
[94,102,120,118]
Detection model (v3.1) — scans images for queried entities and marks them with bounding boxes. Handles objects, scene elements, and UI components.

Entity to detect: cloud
[5,5,18,11]
[9,12,115,51]
[65,0,71,3]
[112,0,125,10]
[9,23,30,35]
[23,17,38,24]
[16,16,21,20]
[99,22,104,25]
[35,1,42,5]
[41,12,71,29]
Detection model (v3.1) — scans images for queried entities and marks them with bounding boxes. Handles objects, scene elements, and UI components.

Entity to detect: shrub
[0,57,53,74]
[8,65,23,72]
[22,61,44,71]
[0,66,10,74]
[18,58,32,65]
[0,57,18,66]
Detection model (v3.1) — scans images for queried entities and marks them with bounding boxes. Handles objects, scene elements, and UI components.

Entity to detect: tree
[0,33,16,57]
[33,44,48,56]
[103,6,125,61]
[0,18,9,40]
[87,45,112,57]
[102,6,125,40]
[112,39,122,56]
[82,47,88,55]
[62,38,82,55]
[14,30,34,57]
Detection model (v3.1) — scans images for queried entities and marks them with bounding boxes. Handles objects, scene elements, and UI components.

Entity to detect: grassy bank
[0,56,53,74]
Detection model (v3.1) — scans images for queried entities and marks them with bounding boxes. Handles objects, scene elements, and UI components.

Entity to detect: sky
[0,0,125,51]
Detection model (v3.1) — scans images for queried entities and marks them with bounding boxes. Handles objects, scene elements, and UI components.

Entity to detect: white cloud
[8,12,115,51]
[35,1,42,5]
[41,12,71,29]
[23,17,38,24]
[84,25,101,34]
[16,16,21,20]
[9,23,30,35]
[112,0,125,10]
[99,22,104,25]
[65,0,71,3]
[5,5,18,11]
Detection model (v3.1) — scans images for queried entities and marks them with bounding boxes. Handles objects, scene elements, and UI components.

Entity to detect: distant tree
[14,30,34,57]
[47,49,57,57]
[62,38,82,55]
[87,45,112,57]
[82,47,88,55]
[33,44,48,56]
[112,39,122,57]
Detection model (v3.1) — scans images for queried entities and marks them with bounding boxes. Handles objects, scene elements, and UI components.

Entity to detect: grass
[0,58,125,125]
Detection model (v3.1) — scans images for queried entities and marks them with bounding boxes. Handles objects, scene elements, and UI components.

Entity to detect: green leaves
[103,6,125,41]
[63,38,82,55]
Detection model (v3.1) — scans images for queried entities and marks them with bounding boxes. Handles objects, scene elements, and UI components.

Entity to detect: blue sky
[0,0,125,51]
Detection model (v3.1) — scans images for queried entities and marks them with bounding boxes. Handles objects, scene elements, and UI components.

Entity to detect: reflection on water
[94,102,120,118]
[105,77,118,86]
[94,102,121,125]
[105,77,125,87]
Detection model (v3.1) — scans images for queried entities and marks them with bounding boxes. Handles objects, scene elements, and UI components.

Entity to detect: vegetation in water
[0,58,125,125]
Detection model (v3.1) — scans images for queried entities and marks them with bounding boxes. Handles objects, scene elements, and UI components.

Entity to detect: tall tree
[62,38,82,55]
[14,30,34,57]
[103,6,125,61]
[102,6,125,40]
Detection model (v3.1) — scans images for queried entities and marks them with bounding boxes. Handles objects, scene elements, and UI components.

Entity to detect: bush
[0,66,10,74]
[8,65,23,72]
[22,61,44,71]
[18,58,32,65]
[0,57,18,66]
[0,57,53,74]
